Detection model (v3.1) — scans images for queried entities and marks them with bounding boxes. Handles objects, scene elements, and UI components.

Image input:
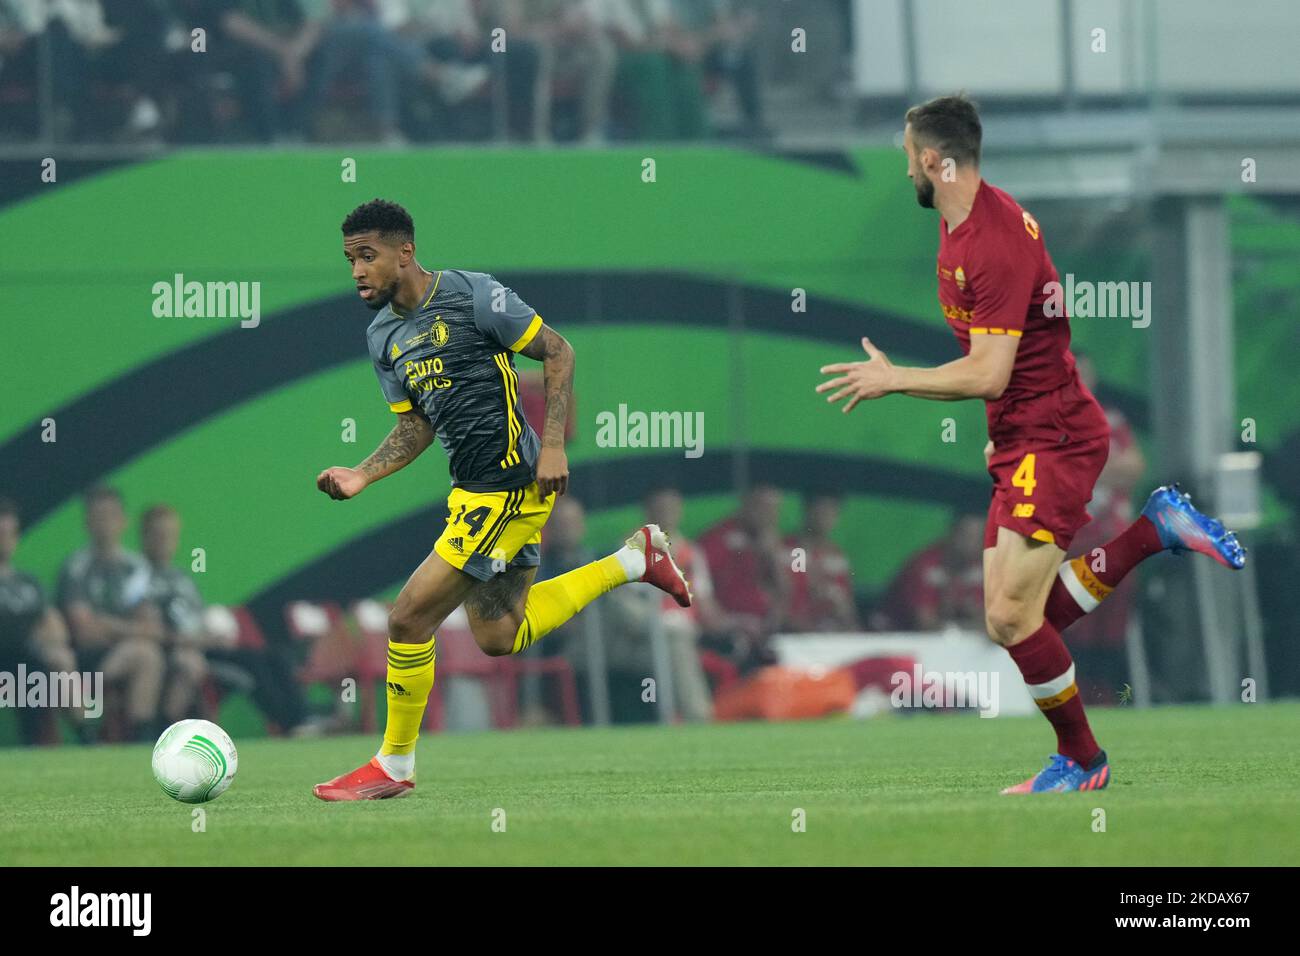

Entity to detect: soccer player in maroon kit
[817,94,1245,793]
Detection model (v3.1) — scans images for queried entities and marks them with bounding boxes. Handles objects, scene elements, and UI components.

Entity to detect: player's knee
[475,621,518,657]
[387,603,426,645]
[985,596,1034,646]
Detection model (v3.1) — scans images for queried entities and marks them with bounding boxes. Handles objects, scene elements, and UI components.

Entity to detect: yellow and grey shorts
[434,481,555,581]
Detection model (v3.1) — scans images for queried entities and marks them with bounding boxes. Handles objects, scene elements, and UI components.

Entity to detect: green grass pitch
[1,702,1296,866]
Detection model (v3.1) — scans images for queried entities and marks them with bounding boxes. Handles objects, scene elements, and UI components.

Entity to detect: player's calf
[465,566,533,656]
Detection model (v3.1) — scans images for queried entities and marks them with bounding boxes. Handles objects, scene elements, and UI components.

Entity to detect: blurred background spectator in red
[875,510,986,632]
[698,483,789,670]
[603,487,715,722]
[784,493,859,632]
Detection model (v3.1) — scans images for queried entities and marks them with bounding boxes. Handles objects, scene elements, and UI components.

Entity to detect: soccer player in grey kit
[313,200,691,800]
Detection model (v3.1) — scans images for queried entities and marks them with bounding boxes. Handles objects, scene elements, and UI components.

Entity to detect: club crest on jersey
[954,266,966,290]
[430,318,450,348]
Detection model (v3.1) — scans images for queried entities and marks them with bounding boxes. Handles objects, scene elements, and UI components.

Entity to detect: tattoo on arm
[358,411,434,482]
[519,324,574,449]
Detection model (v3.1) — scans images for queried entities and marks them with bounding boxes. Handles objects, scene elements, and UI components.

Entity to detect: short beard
[364,278,400,312]
[914,176,935,209]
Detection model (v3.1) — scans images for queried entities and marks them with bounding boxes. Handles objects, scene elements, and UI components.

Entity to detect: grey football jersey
[57,548,153,617]
[365,270,543,493]
[148,565,205,639]
[0,570,46,655]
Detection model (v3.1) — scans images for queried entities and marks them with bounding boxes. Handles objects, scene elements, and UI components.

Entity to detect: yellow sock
[512,554,627,653]
[379,635,436,756]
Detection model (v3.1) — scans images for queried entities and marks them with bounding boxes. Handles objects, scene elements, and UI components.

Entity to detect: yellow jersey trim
[508,313,543,353]
[969,327,1024,337]
[389,399,413,413]
[1030,528,1056,544]
[423,271,443,309]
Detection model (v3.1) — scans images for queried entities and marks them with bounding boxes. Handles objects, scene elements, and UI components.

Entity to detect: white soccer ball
[151,719,238,804]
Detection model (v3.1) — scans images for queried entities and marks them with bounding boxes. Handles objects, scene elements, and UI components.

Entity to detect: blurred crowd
[0,489,319,745]
[0,0,772,145]
[0,494,322,749]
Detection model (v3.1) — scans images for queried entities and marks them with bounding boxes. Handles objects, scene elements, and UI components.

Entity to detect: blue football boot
[1002,752,1111,794]
[1141,484,1246,569]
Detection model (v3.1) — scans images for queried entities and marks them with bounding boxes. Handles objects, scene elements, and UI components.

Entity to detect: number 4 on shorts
[1012,453,1037,496]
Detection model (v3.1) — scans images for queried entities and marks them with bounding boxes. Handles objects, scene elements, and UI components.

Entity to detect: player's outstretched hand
[316,466,367,500]
[816,337,896,412]
[536,446,569,497]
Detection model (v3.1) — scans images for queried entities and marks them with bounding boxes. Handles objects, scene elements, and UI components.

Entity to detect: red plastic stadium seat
[699,650,741,695]
[203,604,267,652]
[494,655,582,728]
[422,608,510,731]
[284,599,358,686]
[351,599,395,734]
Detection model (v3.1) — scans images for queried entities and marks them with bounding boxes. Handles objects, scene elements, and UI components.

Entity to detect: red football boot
[313,757,414,801]
[629,523,692,608]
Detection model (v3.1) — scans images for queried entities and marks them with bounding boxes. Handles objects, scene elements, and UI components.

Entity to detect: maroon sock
[1045,514,1165,632]
[1006,620,1101,766]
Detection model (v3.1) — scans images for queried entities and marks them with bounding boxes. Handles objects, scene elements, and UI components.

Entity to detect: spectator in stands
[1064,353,1147,703]
[698,483,790,669]
[0,499,80,745]
[92,0,173,142]
[0,0,46,138]
[174,0,321,142]
[676,0,766,139]
[603,487,714,721]
[876,511,986,632]
[140,504,210,724]
[58,487,166,741]
[141,503,314,733]
[605,0,707,140]
[402,0,519,134]
[303,0,490,143]
[784,493,859,632]
[0,0,151,142]
[509,0,616,143]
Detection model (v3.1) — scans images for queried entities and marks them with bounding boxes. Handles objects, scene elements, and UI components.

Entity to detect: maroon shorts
[983,435,1110,551]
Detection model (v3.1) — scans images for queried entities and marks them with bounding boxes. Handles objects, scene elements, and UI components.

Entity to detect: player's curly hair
[341,199,415,243]
[905,92,982,167]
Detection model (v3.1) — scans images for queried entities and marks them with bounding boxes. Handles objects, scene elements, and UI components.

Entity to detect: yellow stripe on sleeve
[508,313,543,353]
[389,400,413,413]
